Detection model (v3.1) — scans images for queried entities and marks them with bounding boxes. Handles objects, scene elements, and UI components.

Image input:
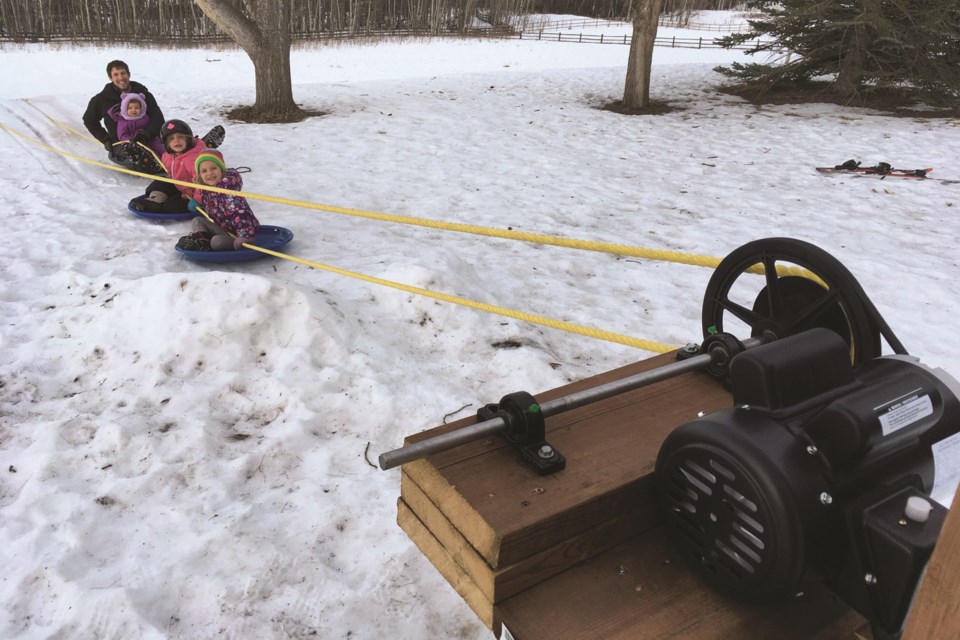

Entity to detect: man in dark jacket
[82,60,164,164]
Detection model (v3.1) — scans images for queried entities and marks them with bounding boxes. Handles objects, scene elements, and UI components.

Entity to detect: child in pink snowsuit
[129,118,208,214]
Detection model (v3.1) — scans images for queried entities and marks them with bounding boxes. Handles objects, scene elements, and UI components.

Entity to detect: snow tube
[128,196,198,221]
[175,225,294,263]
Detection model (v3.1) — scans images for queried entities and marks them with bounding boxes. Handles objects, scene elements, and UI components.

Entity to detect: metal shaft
[378,338,765,470]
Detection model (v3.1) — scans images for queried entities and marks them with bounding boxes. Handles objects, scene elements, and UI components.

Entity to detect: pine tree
[714,1,960,105]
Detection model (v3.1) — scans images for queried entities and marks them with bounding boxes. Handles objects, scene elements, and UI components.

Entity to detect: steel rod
[378,416,508,470]
[378,338,764,470]
[537,353,712,417]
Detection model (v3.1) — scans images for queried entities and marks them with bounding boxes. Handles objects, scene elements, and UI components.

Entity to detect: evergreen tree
[714,1,960,105]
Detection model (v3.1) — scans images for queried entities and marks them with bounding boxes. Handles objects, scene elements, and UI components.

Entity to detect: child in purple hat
[107,92,165,157]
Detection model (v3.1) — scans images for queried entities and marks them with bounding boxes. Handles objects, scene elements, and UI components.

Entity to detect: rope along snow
[19,107,814,279]
[0,120,675,354]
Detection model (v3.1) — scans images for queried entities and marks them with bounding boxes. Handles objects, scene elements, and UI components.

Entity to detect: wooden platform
[395,351,886,639]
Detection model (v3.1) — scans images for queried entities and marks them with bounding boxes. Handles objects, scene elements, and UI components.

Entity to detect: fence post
[600,33,603,44]
[672,36,675,47]
[623,34,627,44]
[698,37,702,49]
[538,30,541,40]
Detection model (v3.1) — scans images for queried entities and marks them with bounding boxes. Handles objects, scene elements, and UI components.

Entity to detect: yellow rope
[23,99,101,143]
[0,120,177,181]
[184,203,675,352]
[0,117,822,353]
[0,121,673,353]
[240,243,677,353]
[16,110,813,278]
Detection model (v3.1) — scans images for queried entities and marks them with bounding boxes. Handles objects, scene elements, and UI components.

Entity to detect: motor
[655,327,960,640]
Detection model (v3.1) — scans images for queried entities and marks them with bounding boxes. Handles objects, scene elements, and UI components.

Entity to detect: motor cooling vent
[665,448,769,583]
[664,445,772,582]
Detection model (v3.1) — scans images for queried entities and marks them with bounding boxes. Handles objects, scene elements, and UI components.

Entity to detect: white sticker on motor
[932,432,960,508]
[876,391,933,436]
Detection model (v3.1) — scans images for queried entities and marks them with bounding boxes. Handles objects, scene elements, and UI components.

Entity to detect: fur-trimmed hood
[119,92,148,121]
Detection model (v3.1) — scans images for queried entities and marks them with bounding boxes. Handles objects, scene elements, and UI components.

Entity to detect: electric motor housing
[655,328,959,636]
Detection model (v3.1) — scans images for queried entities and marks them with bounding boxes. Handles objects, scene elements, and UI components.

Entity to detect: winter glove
[186,199,199,213]
[132,130,151,146]
[103,135,118,153]
[233,236,252,251]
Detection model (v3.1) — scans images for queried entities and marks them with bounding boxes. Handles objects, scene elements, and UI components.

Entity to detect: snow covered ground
[1,14,959,639]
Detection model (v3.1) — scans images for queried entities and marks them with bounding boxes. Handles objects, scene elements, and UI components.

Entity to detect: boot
[129,197,164,213]
[176,232,213,251]
[125,144,165,175]
[200,125,225,149]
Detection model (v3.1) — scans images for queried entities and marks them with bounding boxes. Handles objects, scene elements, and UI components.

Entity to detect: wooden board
[397,497,500,632]
[903,494,960,639]
[402,352,734,569]
[401,469,655,604]
[399,492,871,640]
[496,526,870,640]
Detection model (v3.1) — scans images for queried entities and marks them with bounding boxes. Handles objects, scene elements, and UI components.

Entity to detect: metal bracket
[700,332,745,382]
[477,391,566,475]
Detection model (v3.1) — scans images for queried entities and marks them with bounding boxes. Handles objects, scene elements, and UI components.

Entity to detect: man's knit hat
[195,150,226,175]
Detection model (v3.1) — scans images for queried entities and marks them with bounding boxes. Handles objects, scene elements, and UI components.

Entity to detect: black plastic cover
[730,328,856,415]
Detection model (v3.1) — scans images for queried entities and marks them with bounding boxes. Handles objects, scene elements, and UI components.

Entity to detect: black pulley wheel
[702,238,882,364]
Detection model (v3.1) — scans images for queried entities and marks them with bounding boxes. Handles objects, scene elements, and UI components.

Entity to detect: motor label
[876,389,932,436]
[932,431,960,508]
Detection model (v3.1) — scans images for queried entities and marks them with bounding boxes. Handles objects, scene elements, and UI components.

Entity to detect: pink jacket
[161,139,208,199]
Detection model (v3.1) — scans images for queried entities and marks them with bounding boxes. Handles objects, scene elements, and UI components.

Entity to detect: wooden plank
[396,498,500,634]
[496,526,871,640]
[403,352,733,568]
[401,469,658,603]
[902,494,960,639]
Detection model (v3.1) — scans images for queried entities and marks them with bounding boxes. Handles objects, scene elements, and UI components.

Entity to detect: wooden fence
[512,30,768,49]
[0,27,768,50]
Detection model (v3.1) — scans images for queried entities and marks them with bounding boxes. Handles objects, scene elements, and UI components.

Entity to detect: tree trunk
[834,23,872,104]
[622,0,663,110]
[194,0,305,122]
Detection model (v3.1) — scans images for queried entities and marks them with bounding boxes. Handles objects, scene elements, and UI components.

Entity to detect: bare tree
[193,0,306,122]
[622,0,663,110]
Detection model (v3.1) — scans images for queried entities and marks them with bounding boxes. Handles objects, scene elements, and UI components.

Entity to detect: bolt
[806,445,818,455]
[820,492,833,505]
[538,445,555,460]
[682,343,698,354]
[617,565,627,576]
[865,573,878,585]
[739,404,751,410]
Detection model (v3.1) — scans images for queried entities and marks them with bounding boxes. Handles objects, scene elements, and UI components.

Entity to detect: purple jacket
[195,169,260,239]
